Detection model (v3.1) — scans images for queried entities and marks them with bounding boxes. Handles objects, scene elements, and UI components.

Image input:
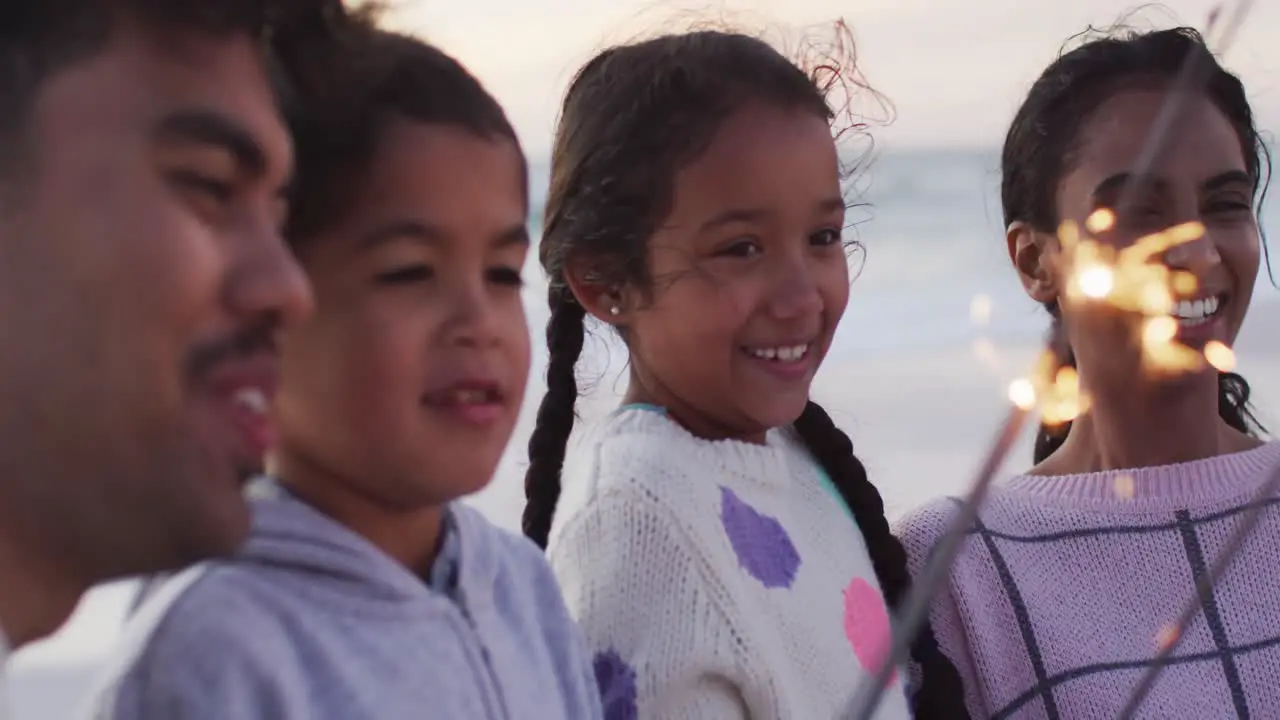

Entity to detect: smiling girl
[522,25,968,720]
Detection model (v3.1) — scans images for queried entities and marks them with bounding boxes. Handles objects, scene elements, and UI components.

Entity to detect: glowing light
[1040,366,1088,426]
[1143,316,1177,345]
[1205,341,1236,372]
[1138,283,1173,316]
[971,338,998,365]
[1172,272,1199,296]
[1085,208,1115,234]
[1113,474,1136,501]
[970,294,992,326]
[1155,624,1180,651]
[1007,379,1037,410]
[1077,266,1114,299]
[1000,212,1223,425]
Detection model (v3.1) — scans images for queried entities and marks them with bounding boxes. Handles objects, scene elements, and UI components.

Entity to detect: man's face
[0,21,312,578]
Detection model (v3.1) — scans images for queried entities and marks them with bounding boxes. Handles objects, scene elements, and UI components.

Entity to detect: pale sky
[374,0,1280,157]
[12,0,1280,670]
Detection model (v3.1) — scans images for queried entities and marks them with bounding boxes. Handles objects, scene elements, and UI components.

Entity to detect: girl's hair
[521,28,968,717]
[282,19,523,247]
[1000,26,1271,463]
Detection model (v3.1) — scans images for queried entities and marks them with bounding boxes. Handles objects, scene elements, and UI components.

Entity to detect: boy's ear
[564,260,626,324]
[1007,221,1060,305]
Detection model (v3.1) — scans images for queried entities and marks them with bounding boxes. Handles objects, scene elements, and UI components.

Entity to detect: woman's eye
[375,265,433,284]
[488,267,524,287]
[1205,199,1252,215]
[810,228,842,247]
[716,238,762,258]
[1113,202,1166,232]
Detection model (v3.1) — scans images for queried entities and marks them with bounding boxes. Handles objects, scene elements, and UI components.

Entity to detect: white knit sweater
[547,406,911,720]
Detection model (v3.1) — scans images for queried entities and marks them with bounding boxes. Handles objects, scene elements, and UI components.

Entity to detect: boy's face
[276,120,530,509]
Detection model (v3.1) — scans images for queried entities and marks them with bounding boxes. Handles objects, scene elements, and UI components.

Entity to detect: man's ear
[564,260,626,325]
[1007,220,1059,304]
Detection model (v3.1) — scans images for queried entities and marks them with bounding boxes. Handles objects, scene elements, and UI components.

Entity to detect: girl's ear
[564,261,627,325]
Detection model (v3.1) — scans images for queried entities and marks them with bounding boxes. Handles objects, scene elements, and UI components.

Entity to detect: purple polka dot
[593,649,638,720]
[719,486,801,588]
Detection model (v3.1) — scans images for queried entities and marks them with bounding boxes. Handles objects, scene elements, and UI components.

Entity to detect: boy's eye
[488,266,524,287]
[375,265,434,284]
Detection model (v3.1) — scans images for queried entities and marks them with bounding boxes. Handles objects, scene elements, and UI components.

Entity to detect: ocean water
[521,148,1032,358]
[9,147,1280,718]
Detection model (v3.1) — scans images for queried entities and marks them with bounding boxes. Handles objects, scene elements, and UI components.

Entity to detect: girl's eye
[375,265,433,284]
[716,238,762,258]
[488,267,524,287]
[810,228,842,247]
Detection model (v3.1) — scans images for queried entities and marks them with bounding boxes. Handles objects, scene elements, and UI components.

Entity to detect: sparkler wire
[1116,461,1280,718]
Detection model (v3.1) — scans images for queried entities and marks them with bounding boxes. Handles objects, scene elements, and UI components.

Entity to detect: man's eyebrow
[153,109,267,178]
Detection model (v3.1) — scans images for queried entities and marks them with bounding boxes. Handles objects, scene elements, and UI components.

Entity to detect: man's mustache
[184,316,280,382]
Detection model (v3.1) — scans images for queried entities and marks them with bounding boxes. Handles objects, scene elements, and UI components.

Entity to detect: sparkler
[844,2,1255,718]
[1116,462,1280,718]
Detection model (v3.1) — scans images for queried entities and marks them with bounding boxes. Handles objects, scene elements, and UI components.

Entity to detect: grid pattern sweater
[897,441,1280,719]
[548,406,911,720]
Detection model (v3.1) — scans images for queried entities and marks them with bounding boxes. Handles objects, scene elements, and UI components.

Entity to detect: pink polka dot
[843,578,897,685]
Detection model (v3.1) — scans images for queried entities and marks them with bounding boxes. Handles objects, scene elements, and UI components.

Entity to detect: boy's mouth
[421,380,507,426]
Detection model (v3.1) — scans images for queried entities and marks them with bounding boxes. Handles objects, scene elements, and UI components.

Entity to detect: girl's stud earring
[609,305,621,316]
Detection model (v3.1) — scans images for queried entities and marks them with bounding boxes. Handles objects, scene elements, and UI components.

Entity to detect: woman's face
[1017,88,1260,391]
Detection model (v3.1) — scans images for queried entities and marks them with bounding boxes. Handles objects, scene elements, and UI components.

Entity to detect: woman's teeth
[1172,296,1222,327]
[747,344,810,362]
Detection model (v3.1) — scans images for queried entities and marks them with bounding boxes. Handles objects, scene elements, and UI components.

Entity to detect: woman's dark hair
[520,27,969,717]
[1001,26,1271,463]
[283,19,523,246]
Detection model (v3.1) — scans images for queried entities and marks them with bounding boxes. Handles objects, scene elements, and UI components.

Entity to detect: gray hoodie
[86,480,604,719]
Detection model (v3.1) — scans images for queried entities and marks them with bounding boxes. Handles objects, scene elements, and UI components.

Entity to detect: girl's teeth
[233,388,268,415]
[748,345,809,362]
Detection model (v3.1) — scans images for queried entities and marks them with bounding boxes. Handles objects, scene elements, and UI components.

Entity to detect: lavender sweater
[898,441,1280,719]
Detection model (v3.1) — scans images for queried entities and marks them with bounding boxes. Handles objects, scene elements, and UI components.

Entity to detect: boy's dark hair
[283,23,523,245]
[519,27,969,718]
[0,0,343,169]
[1000,26,1270,463]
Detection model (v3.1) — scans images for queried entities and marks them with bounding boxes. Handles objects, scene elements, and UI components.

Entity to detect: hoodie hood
[90,476,603,720]
[241,477,500,615]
